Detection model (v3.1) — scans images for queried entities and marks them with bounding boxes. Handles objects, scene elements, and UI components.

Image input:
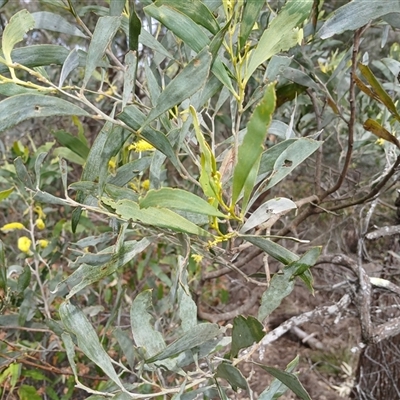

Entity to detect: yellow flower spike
[38,239,49,249]
[191,254,203,264]
[18,236,32,254]
[141,179,150,191]
[36,218,45,230]
[375,138,385,146]
[1,222,25,232]
[108,158,117,175]
[128,140,155,152]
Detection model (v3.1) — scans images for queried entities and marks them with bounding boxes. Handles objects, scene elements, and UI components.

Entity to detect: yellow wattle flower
[128,140,155,152]
[1,222,25,232]
[18,236,32,254]
[36,218,45,230]
[38,239,49,248]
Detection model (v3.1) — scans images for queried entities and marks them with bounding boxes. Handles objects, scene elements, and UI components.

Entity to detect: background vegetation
[1,1,400,399]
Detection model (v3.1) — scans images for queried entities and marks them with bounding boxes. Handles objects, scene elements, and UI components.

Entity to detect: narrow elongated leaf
[129,6,141,51]
[123,51,137,109]
[259,356,300,400]
[52,130,90,160]
[281,67,319,91]
[241,198,297,233]
[107,157,152,186]
[0,45,109,75]
[358,63,400,122]
[230,316,265,358]
[61,239,152,299]
[140,188,226,217]
[216,363,249,392]
[262,138,321,191]
[130,290,166,357]
[232,83,276,210]
[155,0,220,34]
[59,49,80,87]
[141,48,211,129]
[240,235,298,265]
[2,10,35,66]
[0,187,14,201]
[258,267,295,321]
[0,94,89,134]
[318,0,400,39]
[102,197,212,237]
[144,3,209,52]
[110,0,125,16]
[0,242,8,289]
[144,3,235,95]
[364,119,400,148]
[255,363,311,400]
[59,301,124,389]
[118,105,179,168]
[146,323,220,363]
[239,0,265,50]
[245,1,312,81]
[32,11,86,37]
[83,16,121,87]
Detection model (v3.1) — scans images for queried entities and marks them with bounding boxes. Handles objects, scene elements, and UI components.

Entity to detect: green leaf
[258,268,295,321]
[107,157,152,186]
[231,83,276,210]
[363,119,400,148]
[0,94,89,134]
[110,0,125,16]
[255,363,311,400]
[32,11,86,37]
[241,198,297,233]
[83,16,121,87]
[0,187,14,201]
[245,0,312,81]
[123,51,138,109]
[155,0,220,34]
[52,130,90,160]
[130,290,166,358]
[358,63,400,122]
[0,83,40,96]
[117,106,179,168]
[59,49,80,87]
[14,157,34,190]
[144,3,209,53]
[129,6,141,52]
[146,323,220,363]
[59,301,125,390]
[230,316,265,358]
[18,385,42,400]
[318,0,400,39]
[239,0,265,50]
[262,138,321,191]
[141,48,212,129]
[0,45,109,75]
[259,356,300,400]
[140,188,226,217]
[2,10,35,69]
[144,3,235,95]
[102,197,213,237]
[240,235,298,265]
[60,239,152,299]
[16,265,31,293]
[216,363,248,392]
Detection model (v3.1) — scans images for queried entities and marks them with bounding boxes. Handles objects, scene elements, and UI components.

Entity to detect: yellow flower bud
[36,218,45,230]
[18,236,32,254]
[1,222,25,232]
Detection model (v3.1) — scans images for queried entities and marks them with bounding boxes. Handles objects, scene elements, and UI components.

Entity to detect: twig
[260,294,351,347]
